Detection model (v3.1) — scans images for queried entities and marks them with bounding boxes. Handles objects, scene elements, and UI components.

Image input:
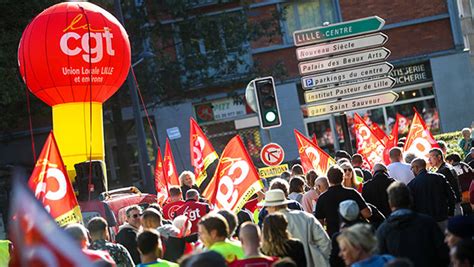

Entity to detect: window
[282,0,336,43]
[175,11,252,87]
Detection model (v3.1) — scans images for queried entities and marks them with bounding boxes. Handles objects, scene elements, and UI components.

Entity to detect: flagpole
[339,113,353,155]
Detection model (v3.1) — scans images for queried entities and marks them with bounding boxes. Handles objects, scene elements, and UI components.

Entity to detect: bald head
[239,222,261,256]
[411,158,427,176]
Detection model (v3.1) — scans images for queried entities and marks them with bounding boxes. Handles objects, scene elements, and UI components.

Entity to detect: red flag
[353,113,386,169]
[370,122,389,145]
[9,176,94,266]
[190,118,218,186]
[397,113,410,134]
[404,110,439,160]
[27,132,82,226]
[311,133,319,146]
[164,139,180,186]
[154,147,169,205]
[294,130,335,175]
[202,136,263,212]
[383,116,400,164]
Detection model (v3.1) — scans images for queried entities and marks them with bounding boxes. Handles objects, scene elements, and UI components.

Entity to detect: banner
[397,113,410,134]
[383,115,399,164]
[154,147,169,205]
[294,129,335,176]
[404,110,439,160]
[311,133,319,146]
[190,118,219,186]
[164,139,180,186]
[353,113,386,169]
[202,136,263,212]
[27,132,82,226]
[370,122,389,145]
[10,175,93,266]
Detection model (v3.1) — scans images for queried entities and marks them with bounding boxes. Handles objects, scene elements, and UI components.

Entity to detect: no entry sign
[260,143,285,167]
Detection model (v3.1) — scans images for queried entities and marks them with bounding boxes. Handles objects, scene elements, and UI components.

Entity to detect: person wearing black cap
[444,215,474,249]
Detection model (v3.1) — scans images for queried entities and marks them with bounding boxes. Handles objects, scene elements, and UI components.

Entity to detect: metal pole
[264,129,272,143]
[114,0,154,193]
[339,113,353,155]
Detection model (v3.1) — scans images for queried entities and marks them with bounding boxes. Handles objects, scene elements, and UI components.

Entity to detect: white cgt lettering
[305,146,321,170]
[60,30,115,63]
[35,168,67,201]
[193,136,205,169]
[216,160,249,210]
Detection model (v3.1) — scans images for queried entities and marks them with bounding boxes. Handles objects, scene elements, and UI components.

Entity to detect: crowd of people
[4,129,474,267]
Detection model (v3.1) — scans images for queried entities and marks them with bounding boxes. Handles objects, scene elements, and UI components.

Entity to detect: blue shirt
[352,255,394,267]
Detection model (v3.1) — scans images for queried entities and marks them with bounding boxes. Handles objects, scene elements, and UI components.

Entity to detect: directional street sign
[304,77,396,103]
[298,47,390,75]
[306,91,399,117]
[260,143,285,167]
[301,62,393,89]
[294,16,385,46]
[296,33,388,61]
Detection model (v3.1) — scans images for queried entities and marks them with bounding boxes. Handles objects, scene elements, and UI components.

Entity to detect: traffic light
[254,76,281,129]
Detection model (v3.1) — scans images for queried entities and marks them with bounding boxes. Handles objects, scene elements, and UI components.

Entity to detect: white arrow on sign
[301,62,393,90]
[296,33,388,61]
[306,91,399,117]
[304,77,396,103]
[298,47,391,76]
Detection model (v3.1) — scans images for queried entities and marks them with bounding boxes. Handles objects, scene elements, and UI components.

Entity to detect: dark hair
[335,150,351,160]
[446,153,462,163]
[125,205,142,217]
[385,258,414,267]
[262,213,290,256]
[270,178,290,196]
[437,140,447,151]
[87,217,107,235]
[351,154,364,165]
[169,186,182,197]
[181,251,227,267]
[429,148,444,159]
[389,147,403,159]
[280,171,291,181]
[289,176,305,194]
[305,170,318,188]
[387,182,412,209]
[147,203,163,215]
[291,164,304,176]
[327,165,343,184]
[137,229,161,255]
[272,257,297,267]
[217,210,237,237]
[198,214,229,238]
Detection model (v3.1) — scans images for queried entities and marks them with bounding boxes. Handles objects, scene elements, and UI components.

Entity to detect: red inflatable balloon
[18,2,131,106]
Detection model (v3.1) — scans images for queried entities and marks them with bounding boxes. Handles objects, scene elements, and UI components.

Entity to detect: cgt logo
[192,136,205,170]
[60,14,115,63]
[216,158,249,210]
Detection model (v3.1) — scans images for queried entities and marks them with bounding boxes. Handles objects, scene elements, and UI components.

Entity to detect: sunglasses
[343,169,352,172]
[130,213,141,218]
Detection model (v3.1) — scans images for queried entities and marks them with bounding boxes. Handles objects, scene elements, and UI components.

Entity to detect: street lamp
[114,0,155,194]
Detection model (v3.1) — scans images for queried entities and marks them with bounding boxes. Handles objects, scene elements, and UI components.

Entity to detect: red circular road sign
[260,143,285,167]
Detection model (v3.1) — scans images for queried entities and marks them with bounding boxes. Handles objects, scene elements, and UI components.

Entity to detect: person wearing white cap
[258,189,331,267]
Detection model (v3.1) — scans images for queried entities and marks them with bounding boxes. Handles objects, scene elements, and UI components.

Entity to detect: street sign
[298,47,390,75]
[258,164,289,179]
[296,33,388,61]
[301,62,393,89]
[260,143,285,167]
[306,91,399,117]
[166,127,181,140]
[304,77,396,103]
[293,16,385,46]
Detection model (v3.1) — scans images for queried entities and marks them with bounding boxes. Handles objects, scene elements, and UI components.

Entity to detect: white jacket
[279,208,331,267]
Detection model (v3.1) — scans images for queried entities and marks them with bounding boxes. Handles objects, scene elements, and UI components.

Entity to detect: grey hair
[337,223,378,255]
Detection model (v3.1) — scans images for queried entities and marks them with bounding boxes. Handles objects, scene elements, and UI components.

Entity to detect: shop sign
[194,95,252,123]
[390,62,432,87]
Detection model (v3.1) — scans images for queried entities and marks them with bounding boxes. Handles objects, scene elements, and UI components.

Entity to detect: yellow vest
[0,240,11,266]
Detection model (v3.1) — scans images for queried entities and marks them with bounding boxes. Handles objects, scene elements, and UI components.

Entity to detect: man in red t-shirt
[174,189,211,234]
[162,186,185,220]
[229,222,278,267]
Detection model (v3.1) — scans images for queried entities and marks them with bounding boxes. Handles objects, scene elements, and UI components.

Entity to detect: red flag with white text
[353,113,386,169]
[370,122,389,145]
[294,130,335,176]
[164,139,180,186]
[202,136,263,212]
[10,175,94,266]
[403,110,439,160]
[27,132,82,226]
[154,147,169,205]
[190,118,219,186]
